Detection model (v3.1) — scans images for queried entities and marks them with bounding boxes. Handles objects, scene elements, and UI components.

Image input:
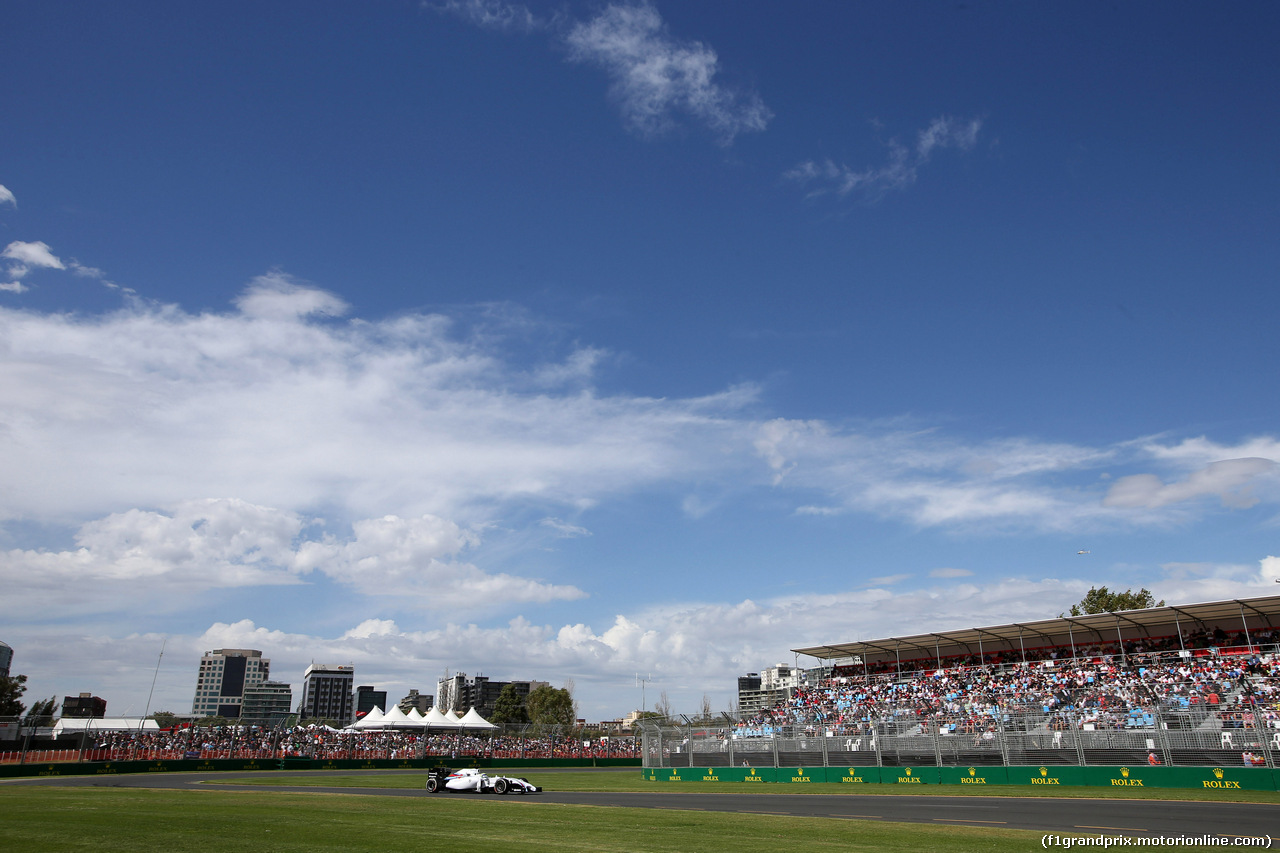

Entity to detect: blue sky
[2,0,1278,721]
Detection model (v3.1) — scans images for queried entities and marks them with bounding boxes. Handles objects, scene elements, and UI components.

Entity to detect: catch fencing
[641,707,1279,769]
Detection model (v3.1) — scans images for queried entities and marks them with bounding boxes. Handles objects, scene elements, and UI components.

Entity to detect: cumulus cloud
[233,271,349,320]
[12,553,1280,718]
[0,185,15,207]
[786,116,982,200]
[0,499,306,618]
[3,239,66,279]
[0,501,583,618]
[564,3,772,143]
[294,513,585,606]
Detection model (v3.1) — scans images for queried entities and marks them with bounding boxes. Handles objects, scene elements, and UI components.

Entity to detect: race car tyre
[494,779,508,795]
[426,777,440,793]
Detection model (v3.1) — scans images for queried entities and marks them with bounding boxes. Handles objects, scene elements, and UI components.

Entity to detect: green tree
[525,685,575,728]
[0,674,28,717]
[1068,586,1164,616]
[149,711,179,729]
[23,697,58,727]
[489,684,529,726]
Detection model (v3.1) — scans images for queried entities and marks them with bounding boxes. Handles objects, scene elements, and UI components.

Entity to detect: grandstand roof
[793,594,1280,667]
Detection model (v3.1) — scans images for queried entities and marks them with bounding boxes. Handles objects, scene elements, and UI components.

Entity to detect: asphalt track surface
[7,768,1277,840]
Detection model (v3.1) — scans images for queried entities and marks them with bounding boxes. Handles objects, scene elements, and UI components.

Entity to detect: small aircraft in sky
[1076,550,1090,555]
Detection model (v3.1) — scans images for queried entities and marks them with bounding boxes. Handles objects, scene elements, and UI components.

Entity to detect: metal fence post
[1071,711,1086,766]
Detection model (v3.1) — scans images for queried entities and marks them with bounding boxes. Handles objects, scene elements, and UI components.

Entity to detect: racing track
[6,768,1277,840]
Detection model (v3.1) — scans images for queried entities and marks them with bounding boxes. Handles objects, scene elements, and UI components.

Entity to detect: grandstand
[642,595,1280,770]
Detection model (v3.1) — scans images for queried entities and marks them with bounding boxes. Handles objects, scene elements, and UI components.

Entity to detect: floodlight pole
[636,673,652,716]
[142,638,166,732]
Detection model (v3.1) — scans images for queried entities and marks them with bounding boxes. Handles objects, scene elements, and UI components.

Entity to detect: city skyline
[2,1,1279,719]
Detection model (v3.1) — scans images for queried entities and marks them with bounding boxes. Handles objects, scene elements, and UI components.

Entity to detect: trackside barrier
[0,756,639,779]
[640,765,1280,792]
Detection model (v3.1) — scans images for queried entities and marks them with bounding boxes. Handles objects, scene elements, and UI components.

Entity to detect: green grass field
[217,767,1280,804]
[2,770,1267,852]
[0,786,1065,853]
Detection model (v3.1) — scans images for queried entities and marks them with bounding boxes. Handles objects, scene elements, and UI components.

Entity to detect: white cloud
[0,281,27,293]
[540,517,592,538]
[0,185,15,207]
[0,499,307,618]
[431,0,543,32]
[3,240,66,279]
[916,116,982,159]
[10,554,1280,719]
[929,567,973,578]
[294,513,585,607]
[233,271,349,320]
[1104,457,1279,509]
[787,116,982,200]
[0,501,584,618]
[0,279,755,526]
[564,3,771,143]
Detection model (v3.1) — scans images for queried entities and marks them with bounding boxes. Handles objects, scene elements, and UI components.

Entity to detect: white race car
[425,767,543,794]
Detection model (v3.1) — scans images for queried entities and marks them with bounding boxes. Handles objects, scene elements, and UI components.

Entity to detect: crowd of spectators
[8,726,636,764]
[736,636,1280,740]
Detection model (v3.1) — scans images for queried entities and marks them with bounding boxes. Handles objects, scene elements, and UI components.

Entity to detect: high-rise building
[301,664,354,725]
[436,673,547,718]
[356,685,387,717]
[62,693,107,718]
[398,689,434,714]
[191,649,270,718]
[0,641,12,678]
[241,681,293,726]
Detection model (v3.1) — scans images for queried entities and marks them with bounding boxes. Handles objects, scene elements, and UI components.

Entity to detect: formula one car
[424,767,543,794]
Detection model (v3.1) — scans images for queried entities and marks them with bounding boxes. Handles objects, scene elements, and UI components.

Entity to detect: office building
[191,649,270,718]
[437,673,547,718]
[356,685,387,717]
[241,681,293,726]
[62,693,107,718]
[301,664,354,725]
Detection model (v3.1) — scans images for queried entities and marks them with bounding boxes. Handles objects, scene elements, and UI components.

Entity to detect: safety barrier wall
[0,756,639,779]
[640,764,1280,791]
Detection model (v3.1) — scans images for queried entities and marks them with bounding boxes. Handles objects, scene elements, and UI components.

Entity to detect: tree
[489,684,529,726]
[525,685,575,728]
[23,697,58,727]
[0,674,28,717]
[1068,586,1164,616]
[653,690,673,720]
[149,711,179,729]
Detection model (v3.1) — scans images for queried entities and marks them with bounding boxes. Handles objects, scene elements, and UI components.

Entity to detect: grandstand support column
[995,713,1011,766]
[932,720,943,767]
[1252,713,1275,768]
[1071,711,1087,765]
[1239,602,1254,650]
[771,732,779,768]
[820,729,829,767]
[873,715,883,767]
[1153,708,1173,767]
